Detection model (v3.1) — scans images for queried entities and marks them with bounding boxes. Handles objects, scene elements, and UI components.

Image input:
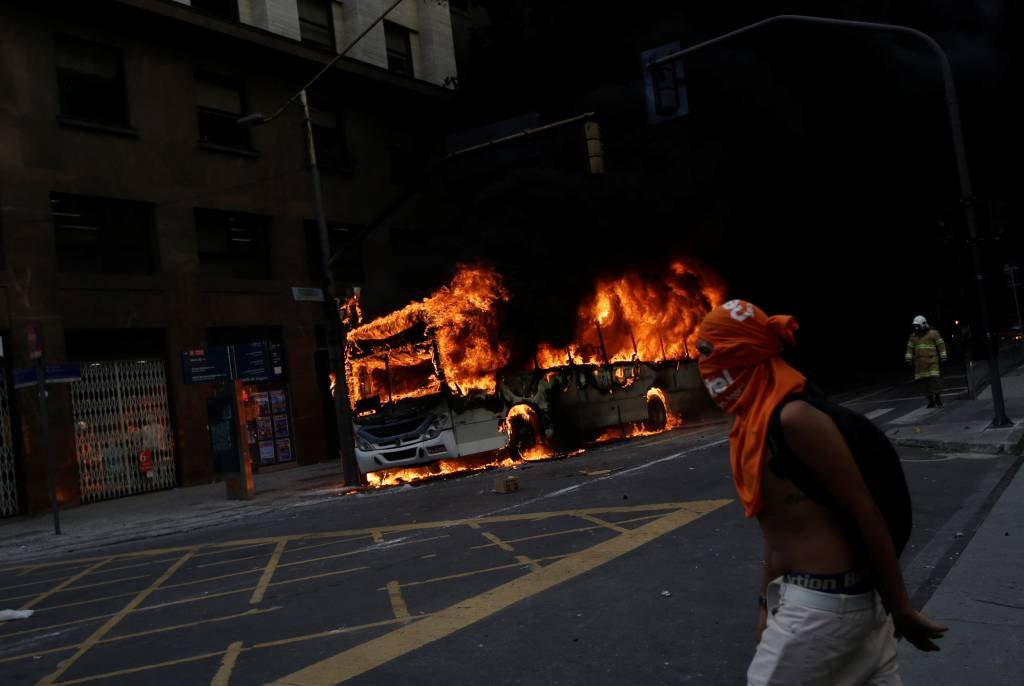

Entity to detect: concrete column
[4,187,80,512]
[283,323,329,465]
[157,203,216,486]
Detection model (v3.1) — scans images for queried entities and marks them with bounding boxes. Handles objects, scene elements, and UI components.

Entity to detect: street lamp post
[236,0,413,484]
[240,91,360,485]
[649,14,1012,427]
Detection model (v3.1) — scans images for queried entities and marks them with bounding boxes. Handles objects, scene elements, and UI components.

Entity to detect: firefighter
[905,315,948,408]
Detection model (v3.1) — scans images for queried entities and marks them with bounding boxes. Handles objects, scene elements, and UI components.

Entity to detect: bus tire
[644,395,668,432]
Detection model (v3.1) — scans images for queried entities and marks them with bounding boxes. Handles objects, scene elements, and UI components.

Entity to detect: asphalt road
[1,411,1014,685]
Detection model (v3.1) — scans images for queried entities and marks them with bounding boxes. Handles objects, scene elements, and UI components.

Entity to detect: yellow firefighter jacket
[905,328,947,380]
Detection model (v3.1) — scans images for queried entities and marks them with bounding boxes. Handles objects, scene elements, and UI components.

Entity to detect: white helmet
[912,315,928,327]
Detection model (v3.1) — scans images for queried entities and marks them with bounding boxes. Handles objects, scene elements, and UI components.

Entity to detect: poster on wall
[270,390,287,414]
[256,418,273,441]
[252,392,271,417]
[275,439,293,462]
[258,441,276,465]
[273,416,290,439]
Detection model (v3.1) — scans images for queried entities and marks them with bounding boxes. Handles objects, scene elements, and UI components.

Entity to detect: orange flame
[346,266,510,406]
[364,452,518,487]
[536,260,725,368]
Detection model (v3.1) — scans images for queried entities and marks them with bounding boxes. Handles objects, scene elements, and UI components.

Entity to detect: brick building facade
[0,0,456,514]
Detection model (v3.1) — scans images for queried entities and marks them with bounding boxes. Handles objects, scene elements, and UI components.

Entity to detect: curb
[889,436,1023,455]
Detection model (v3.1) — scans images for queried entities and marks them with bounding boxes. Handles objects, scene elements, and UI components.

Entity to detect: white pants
[747,579,902,686]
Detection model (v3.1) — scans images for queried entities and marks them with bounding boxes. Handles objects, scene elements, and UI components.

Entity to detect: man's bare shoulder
[778,399,836,437]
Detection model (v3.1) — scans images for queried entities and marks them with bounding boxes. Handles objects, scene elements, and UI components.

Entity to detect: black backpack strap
[766,392,803,460]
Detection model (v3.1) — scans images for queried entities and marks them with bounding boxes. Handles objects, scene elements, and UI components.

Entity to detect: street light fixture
[237,0,409,485]
[648,14,1013,427]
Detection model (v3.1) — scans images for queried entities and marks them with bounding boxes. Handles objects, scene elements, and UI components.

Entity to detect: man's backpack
[767,386,912,557]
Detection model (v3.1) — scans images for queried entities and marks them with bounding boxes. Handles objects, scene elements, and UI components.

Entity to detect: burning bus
[345,262,724,477]
[346,268,512,475]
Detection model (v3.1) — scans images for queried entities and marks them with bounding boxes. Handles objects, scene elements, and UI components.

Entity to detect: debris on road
[661,590,672,597]
[493,475,520,493]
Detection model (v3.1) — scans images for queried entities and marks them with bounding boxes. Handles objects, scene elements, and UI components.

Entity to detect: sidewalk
[885,363,1024,454]
[0,461,355,565]
[886,364,1024,684]
[897,450,1024,684]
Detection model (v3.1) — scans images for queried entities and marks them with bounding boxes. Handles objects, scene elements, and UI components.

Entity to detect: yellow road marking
[0,573,147,604]
[0,558,112,631]
[467,522,481,529]
[0,504,688,576]
[210,641,243,686]
[470,513,663,550]
[479,532,514,552]
[197,553,268,569]
[277,535,450,570]
[386,556,569,591]
[371,529,384,543]
[251,540,288,605]
[139,566,369,614]
[37,548,197,686]
[0,607,280,666]
[50,615,419,686]
[386,581,411,623]
[515,555,542,572]
[249,616,418,650]
[577,513,629,534]
[27,566,265,614]
[266,499,730,685]
[290,535,374,552]
[54,650,226,685]
[16,565,39,577]
[0,612,115,640]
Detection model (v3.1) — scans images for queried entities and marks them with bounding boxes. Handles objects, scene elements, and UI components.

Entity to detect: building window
[310,108,352,170]
[51,193,157,275]
[299,0,335,50]
[304,220,364,285]
[195,71,249,149]
[196,208,271,279]
[55,35,128,126]
[384,21,414,77]
[190,0,239,21]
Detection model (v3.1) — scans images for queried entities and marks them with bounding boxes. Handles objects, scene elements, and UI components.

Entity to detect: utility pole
[237,0,412,484]
[649,14,1012,427]
[300,88,359,486]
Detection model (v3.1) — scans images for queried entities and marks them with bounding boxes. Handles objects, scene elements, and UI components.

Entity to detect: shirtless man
[695,300,946,685]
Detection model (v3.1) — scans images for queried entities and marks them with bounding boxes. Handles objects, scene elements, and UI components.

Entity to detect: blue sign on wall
[235,341,285,383]
[181,347,233,384]
[13,363,82,390]
[181,342,284,384]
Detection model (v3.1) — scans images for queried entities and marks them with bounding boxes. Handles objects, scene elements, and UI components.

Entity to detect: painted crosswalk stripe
[864,407,894,420]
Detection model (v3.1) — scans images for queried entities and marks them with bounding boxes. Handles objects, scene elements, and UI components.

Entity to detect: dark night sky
[413,1,1019,389]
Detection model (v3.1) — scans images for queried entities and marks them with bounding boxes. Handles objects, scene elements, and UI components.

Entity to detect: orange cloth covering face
[697,300,806,517]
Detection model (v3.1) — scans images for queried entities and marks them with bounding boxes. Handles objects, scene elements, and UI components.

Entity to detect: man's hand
[757,605,767,643]
[893,607,948,651]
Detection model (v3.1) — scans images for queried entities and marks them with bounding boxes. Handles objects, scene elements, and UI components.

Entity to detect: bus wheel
[508,415,538,460]
[644,395,668,432]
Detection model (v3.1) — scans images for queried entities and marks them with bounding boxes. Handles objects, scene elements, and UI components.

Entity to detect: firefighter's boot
[935,393,943,407]
[927,394,936,408]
